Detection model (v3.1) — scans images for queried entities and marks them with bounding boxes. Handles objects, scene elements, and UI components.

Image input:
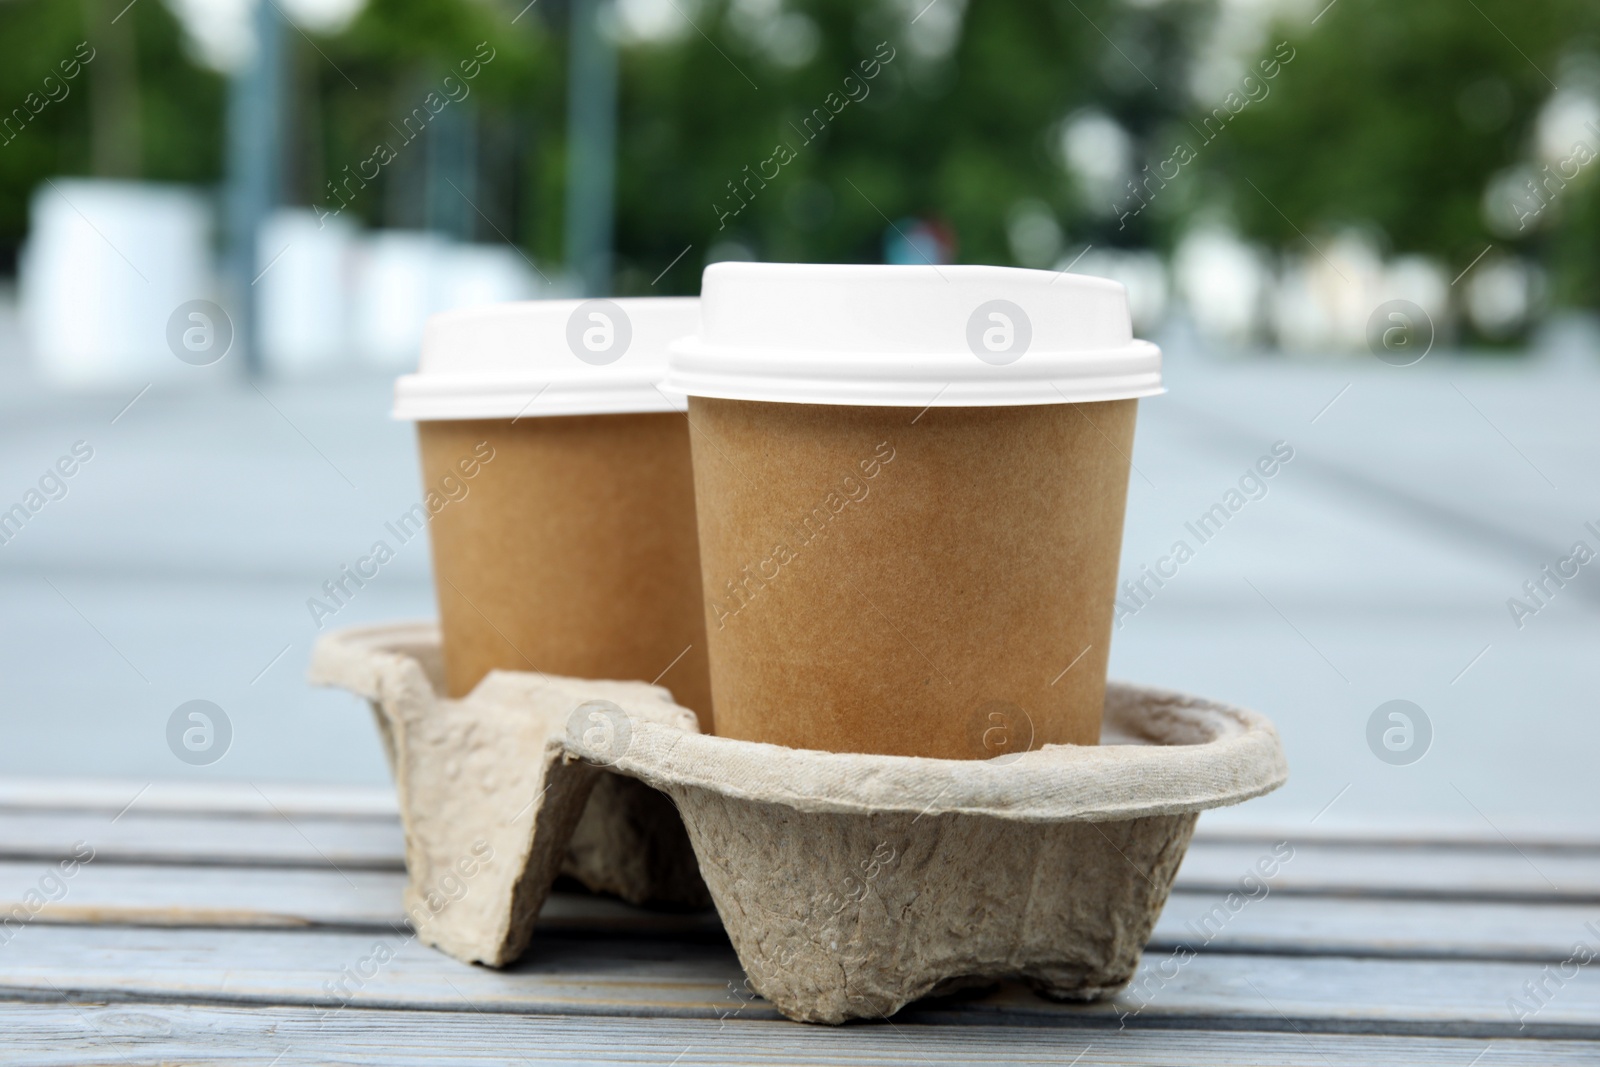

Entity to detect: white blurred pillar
[256,208,355,377]
[20,181,213,386]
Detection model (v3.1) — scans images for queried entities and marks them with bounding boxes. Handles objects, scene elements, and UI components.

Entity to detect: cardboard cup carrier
[394,297,712,724]
[312,621,1288,1023]
[666,264,1164,758]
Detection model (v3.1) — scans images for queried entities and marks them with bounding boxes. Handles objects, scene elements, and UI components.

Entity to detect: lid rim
[662,379,1165,409]
[671,263,1162,409]
[394,373,688,421]
[400,296,699,421]
[666,340,1162,408]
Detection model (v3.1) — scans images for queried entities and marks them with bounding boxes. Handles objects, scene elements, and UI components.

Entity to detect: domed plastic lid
[394,297,700,420]
[666,263,1161,407]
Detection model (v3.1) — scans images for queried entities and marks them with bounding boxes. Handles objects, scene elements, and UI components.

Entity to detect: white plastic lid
[666,263,1162,407]
[394,297,700,420]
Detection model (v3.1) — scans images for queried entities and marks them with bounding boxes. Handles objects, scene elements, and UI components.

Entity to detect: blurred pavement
[0,344,1595,840]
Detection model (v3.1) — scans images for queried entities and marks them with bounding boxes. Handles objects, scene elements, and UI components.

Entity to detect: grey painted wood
[1,923,1595,1038]
[1197,825,1600,850]
[0,810,406,870]
[1175,839,1600,902]
[0,859,724,937]
[7,808,1600,901]
[0,1000,1589,1066]
[0,859,408,929]
[2,779,1595,851]
[0,778,398,818]
[1152,890,1600,962]
[2,858,1592,962]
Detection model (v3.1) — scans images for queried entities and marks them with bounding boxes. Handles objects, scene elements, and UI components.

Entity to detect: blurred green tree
[609,0,1206,292]
[308,0,555,247]
[0,0,224,267]
[2,0,1596,324]
[1202,0,1600,311]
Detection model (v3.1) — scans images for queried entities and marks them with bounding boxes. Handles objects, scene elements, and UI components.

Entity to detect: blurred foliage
[0,0,224,267]
[0,0,1595,312]
[610,0,1203,291]
[308,0,555,244]
[1210,0,1600,304]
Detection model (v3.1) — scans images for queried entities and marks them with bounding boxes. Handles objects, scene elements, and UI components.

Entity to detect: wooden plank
[0,810,405,871]
[1175,839,1600,902]
[0,859,403,929]
[1151,891,1599,962]
[0,924,742,1017]
[0,777,397,818]
[7,809,1600,902]
[1195,822,1600,850]
[1,1000,1590,1067]
[1,860,1590,963]
[0,860,723,937]
[3,780,1594,854]
[1,924,1596,1038]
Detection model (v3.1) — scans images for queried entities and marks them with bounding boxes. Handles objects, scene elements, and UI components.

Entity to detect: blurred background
[0,0,1596,838]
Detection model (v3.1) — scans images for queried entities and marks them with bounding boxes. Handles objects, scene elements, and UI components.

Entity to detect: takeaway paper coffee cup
[394,298,713,727]
[666,264,1162,759]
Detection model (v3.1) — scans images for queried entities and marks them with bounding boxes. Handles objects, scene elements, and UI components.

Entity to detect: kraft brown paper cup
[395,298,712,727]
[667,264,1162,759]
[686,397,1135,759]
[419,415,712,721]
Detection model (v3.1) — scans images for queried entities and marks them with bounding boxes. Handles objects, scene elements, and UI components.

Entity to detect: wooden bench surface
[2,781,1596,1065]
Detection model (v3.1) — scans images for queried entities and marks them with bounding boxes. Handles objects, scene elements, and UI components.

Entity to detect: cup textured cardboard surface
[419,414,713,726]
[687,397,1137,758]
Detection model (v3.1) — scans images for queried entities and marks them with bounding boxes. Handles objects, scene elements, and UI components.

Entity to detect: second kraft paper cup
[393,298,713,727]
[666,264,1162,758]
